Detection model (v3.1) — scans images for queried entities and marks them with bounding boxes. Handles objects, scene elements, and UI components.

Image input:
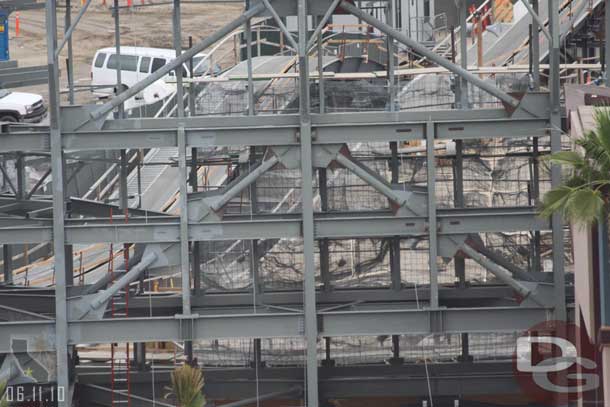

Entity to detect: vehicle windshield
[0,89,11,99]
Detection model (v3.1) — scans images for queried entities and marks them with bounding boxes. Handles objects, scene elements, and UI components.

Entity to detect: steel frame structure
[0,0,575,406]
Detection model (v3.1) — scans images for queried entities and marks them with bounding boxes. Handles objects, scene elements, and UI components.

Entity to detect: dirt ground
[9,1,243,103]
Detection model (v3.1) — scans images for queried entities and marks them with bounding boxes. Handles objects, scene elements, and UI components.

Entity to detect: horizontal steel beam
[141,285,521,311]
[68,198,169,218]
[79,362,524,399]
[320,306,549,336]
[0,284,576,317]
[0,305,549,352]
[0,65,49,88]
[0,132,50,152]
[1,105,551,153]
[0,208,550,244]
[0,0,44,12]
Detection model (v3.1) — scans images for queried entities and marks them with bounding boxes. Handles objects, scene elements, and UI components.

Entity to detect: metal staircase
[125,147,178,210]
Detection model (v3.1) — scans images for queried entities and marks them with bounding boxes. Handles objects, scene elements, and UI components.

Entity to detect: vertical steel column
[426,121,438,308]
[245,0,255,115]
[386,0,396,110]
[189,82,199,294]
[453,140,465,288]
[192,243,201,294]
[458,0,469,108]
[172,0,187,121]
[321,337,334,367]
[453,143,464,205]
[114,0,129,230]
[318,169,331,292]
[119,151,128,211]
[460,332,472,362]
[455,135,469,367]
[65,0,75,104]
[2,245,12,284]
[190,149,198,191]
[548,0,566,321]
[244,0,260,310]
[188,36,196,115]
[65,245,74,286]
[317,16,325,114]
[174,0,192,363]
[453,125,470,362]
[298,0,320,404]
[389,141,401,291]
[250,238,262,304]
[531,138,541,272]
[388,334,403,365]
[531,0,540,89]
[173,0,185,121]
[191,147,201,294]
[134,343,146,371]
[249,147,262,304]
[173,0,191,315]
[15,153,25,200]
[455,0,468,289]
[113,0,124,118]
[251,338,263,367]
[46,1,70,404]
[137,151,143,209]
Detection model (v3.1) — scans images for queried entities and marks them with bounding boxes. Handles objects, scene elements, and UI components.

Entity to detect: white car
[0,89,47,123]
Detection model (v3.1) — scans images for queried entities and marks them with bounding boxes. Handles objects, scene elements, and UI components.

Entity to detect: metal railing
[418,0,493,63]
[409,12,449,44]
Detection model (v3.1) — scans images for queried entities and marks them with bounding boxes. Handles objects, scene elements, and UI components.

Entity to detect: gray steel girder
[0,207,549,244]
[0,305,549,352]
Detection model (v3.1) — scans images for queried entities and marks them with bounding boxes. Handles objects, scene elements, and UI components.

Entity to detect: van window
[106,54,118,69]
[107,54,139,72]
[151,58,166,73]
[140,57,151,73]
[94,53,106,68]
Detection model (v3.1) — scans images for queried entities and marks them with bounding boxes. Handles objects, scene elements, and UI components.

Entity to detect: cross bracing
[0,0,602,405]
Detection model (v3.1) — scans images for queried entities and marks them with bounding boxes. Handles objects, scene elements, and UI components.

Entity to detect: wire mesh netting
[194,337,306,367]
[191,332,521,367]
[193,133,570,293]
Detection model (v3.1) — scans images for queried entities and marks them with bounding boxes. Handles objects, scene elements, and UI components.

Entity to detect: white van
[90,47,216,103]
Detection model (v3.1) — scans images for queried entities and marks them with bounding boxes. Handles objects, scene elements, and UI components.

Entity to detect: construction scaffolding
[0,0,605,406]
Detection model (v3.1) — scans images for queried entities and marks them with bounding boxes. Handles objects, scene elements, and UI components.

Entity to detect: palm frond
[541,108,610,225]
[577,109,610,173]
[540,186,573,219]
[541,183,605,225]
[546,151,587,169]
[593,108,610,166]
[565,188,605,225]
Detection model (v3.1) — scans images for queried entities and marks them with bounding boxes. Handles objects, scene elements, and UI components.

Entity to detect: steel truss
[0,1,568,406]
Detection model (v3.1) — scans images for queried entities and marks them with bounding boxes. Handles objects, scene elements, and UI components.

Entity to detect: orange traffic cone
[15,12,19,38]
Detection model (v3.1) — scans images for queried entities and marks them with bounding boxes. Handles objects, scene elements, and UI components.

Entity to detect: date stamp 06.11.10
[4,385,66,406]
